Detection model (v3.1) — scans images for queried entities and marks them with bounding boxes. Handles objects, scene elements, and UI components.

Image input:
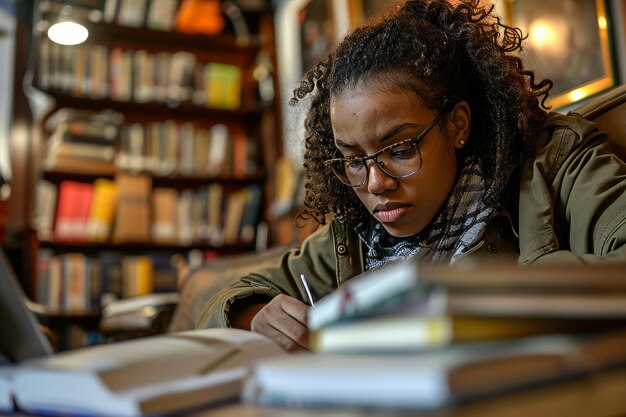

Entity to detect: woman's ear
[448,101,471,149]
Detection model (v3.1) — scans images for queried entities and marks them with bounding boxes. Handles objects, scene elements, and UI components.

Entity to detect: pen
[299,274,316,307]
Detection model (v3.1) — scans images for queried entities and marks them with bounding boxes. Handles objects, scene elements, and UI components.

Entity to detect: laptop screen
[0,249,53,363]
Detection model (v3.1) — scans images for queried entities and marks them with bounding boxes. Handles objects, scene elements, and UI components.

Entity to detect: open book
[0,247,286,417]
[10,328,285,417]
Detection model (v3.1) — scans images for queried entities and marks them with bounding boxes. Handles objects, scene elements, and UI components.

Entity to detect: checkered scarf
[355,157,493,270]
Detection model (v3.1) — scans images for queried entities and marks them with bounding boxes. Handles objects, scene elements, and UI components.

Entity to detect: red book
[231,128,248,179]
[53,181,94,242]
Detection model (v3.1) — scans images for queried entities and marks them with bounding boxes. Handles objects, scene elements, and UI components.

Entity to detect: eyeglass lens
[327,109,447,187]
[329,143,422,186]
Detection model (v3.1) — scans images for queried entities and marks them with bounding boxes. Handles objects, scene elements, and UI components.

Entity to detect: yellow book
[309,313,626,353]
[122,256,153,298]
[205,63,242,110]
[135,256,154,296]
[86,179,117,242]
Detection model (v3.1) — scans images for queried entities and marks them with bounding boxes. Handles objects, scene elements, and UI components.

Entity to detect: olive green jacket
[197,112,626,329]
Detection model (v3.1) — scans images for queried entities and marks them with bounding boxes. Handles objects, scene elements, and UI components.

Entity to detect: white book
[177,189,194,245]
[207,124,229,177]
[308,259,626,332]
[103,0,119,23]
[102,292,179,317]
[117,0,148,27]
[243,334,612,410]
[33,180,57,241]
[12,328,285,417]
[308,258,424,331]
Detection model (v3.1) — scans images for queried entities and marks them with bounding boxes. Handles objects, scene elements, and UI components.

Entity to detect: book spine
[86,178,117,243]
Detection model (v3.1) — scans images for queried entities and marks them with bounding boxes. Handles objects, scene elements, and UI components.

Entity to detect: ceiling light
[47,20,88,45]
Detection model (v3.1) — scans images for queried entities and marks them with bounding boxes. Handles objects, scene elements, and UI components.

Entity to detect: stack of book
[307,261,626,353]
[244,259,626,411]
[43,109,123,175]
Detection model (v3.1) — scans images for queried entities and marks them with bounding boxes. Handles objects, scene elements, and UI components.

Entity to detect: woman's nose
[366,161,397,194]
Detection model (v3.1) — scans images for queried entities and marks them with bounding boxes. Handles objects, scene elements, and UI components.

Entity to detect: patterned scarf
[355,157,493,270]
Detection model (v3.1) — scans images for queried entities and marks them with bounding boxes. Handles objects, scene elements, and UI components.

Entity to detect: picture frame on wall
[298,0,336,75]
[274,0,349,162]
[501,0,616,109]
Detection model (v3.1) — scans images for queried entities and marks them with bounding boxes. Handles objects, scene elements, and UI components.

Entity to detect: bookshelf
[13,0,281,349]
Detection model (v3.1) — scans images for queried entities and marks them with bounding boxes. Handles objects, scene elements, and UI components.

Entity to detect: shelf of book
[12,0,282,351]
[35,30,259,113]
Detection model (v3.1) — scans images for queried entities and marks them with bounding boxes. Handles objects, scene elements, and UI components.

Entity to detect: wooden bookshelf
[40,91,268,122]
[42,169,267,187]
[7,0,282,350]
[38,240,256,255]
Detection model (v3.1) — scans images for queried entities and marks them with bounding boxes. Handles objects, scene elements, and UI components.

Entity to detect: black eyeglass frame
[323,109,448,187]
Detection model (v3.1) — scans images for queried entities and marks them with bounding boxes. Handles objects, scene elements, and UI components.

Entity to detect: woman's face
[330,80,470,237]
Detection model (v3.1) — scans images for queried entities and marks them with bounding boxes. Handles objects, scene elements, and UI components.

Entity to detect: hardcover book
[11,328,286,417]
[244,331,626,410]
[308,259,626,353]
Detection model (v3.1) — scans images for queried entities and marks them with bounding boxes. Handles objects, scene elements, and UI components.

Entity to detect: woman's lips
[373,204,410,223]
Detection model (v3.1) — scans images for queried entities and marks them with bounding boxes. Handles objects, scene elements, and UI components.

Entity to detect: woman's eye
[390,144,416,158]
[347,159,365,169]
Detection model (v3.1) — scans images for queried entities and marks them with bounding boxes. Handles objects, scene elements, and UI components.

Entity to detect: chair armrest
[168,245,295,333]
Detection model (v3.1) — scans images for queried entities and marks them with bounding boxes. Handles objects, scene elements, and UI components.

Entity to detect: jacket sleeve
[196,223,344,329]
[519,113,626,264]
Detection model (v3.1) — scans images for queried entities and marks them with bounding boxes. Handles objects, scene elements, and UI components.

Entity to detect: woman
[198,0,626,351]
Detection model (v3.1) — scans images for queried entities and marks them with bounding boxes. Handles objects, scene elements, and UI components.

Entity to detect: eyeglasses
[324,110,446,187]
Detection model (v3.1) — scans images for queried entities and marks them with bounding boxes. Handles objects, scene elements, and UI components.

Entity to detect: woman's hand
[249,295,310,352]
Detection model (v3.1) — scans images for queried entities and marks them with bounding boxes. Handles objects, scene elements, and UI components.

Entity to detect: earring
[459,140,466,147]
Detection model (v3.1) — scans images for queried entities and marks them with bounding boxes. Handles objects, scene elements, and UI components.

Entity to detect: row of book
[44,108,260,178]
[103,0,181,31]
[36,250,179,312]
[35,176,264,247]
[38,39,243,109]
[41,0,183,33]
[116,121,258,177]
[102,0,224,34]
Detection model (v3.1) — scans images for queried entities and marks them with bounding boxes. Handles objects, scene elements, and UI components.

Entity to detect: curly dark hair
[292,0,552,225]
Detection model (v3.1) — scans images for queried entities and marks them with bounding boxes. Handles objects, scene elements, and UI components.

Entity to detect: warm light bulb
[598,15,607,30]
[568,89,586,102]
[528,19,557,49]
[47,21,89,45]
